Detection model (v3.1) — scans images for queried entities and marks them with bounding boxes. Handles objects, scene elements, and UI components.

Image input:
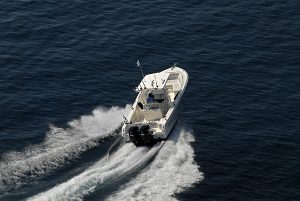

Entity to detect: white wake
[28,127,203,201]
[106,128,203,201]
[27,142,163,201]
[0,105,130,192]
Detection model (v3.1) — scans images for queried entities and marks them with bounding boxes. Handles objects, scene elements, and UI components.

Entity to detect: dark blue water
[1,0,300,200]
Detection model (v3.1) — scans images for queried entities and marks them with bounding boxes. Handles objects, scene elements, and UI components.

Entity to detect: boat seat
[166,84,173,92]
[167,82,180,94]
[167,88,174,102]
[173,83,180,92]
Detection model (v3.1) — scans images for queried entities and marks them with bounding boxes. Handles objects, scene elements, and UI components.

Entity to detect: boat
[121,64,189,146]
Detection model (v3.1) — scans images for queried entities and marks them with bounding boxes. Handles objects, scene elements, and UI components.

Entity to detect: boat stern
[122,122,167,146]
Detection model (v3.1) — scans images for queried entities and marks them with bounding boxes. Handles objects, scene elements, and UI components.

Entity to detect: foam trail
[27,141,163,201]
[0,105,130,192]
[28,127,202,201]
[106,128,203,201]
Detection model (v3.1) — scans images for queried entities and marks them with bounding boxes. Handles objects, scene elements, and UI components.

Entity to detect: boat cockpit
[129,70,183,124]
[121,66,188,146]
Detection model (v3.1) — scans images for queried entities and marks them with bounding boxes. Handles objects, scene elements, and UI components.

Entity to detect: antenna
[137,60,147,89]
[172,60,178,69]
[137,60,145,78]
[154,74,158,88]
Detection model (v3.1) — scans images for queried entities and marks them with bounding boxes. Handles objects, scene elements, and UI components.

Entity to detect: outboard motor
[128,126,141,145]
[129,125,154,146]
[139,125,153,144]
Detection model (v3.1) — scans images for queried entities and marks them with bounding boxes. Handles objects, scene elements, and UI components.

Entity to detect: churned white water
[28,127,203,201]
[0,105,130,192]
[0,104,202,200]
[106,128,203,201]
[27,141,163,201]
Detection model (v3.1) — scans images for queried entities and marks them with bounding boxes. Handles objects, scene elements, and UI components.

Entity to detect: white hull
[121,66,188,146]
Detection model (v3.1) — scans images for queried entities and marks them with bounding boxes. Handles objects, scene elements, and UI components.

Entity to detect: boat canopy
[137,72,170,90]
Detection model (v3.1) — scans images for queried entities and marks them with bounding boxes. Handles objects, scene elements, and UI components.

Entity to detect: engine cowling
[128,126,141,145]
[139,125,152,144]
[128,125,153,146]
